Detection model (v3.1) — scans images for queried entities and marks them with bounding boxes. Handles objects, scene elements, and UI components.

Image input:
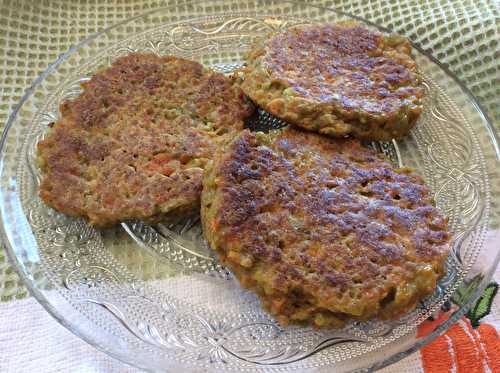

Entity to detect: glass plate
[1,1,499,372]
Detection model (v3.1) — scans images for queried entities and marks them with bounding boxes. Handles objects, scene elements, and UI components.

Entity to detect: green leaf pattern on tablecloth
[467,283,499,328]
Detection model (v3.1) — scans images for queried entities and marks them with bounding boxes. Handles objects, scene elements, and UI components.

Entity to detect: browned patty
[201,127,450,328]
[37,53,254,227]
[241,23,425,140]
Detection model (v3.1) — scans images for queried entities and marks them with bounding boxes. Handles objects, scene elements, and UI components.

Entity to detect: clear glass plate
[1,1,499,372]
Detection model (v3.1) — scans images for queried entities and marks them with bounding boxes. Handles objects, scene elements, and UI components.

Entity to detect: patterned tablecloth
[0,0,498,372]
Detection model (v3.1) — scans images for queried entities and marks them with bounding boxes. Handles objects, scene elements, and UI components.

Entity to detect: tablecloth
[0,0,498,372]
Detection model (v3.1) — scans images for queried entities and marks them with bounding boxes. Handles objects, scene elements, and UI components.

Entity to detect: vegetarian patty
[37,53,254,227]
[241,22,425,141]
[201,127,450,328]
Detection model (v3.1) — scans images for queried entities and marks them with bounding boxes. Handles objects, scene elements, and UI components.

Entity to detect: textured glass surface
[0,1,498,372]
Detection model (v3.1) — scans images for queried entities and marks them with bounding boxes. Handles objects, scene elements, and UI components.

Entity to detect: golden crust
[37,53,254,227]
[201,127,450,328]
[241,23,425,141]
